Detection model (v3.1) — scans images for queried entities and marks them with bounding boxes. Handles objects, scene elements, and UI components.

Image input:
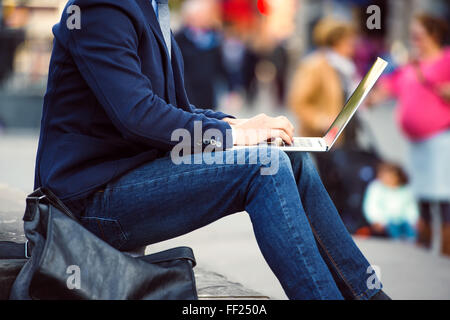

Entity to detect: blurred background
[1,0,450,299]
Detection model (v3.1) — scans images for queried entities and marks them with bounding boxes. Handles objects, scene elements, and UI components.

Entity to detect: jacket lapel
[171,39,191,109]
[135,0,169,58]
[135,0,177,105]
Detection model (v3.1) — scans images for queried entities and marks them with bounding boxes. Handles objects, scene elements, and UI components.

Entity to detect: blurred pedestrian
[288,18,358,145]
[363,162,419,241]
[288,19,368,231]
[175,0,223,109]
[371,14,450,255]
[220,22,257,111]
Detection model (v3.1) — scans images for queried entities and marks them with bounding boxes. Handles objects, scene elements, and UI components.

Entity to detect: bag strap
[24,187,79,222]
[138,247,197,267]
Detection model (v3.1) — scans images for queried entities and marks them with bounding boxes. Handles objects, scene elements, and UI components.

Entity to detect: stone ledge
[0,259,269,300]
[195,267,269,300]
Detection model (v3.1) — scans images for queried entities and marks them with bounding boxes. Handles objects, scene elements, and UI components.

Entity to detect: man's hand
[223,114,295,146]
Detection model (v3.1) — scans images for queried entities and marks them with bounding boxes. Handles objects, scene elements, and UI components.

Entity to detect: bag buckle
[23,194,47,221]
[24,240,31,259]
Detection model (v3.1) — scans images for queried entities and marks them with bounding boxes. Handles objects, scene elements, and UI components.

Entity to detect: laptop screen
[323,57,388,148]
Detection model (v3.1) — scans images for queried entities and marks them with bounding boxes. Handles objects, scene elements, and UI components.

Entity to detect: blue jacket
[34,0,233,202]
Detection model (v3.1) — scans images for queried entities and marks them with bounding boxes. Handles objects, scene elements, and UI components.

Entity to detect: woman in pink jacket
[373,14,450,255]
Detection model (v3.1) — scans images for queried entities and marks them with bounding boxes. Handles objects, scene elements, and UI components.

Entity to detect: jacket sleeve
[190,105,235,120]
[67,4,233,149]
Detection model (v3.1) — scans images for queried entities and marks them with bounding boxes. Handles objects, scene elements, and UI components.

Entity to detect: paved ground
[1,102,449,300]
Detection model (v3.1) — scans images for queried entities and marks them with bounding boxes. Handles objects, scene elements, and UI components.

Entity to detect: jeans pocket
[80,217,128,250]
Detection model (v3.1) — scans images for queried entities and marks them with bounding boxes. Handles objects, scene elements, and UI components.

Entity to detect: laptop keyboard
[293,138,314,148]
[270,138,316,148]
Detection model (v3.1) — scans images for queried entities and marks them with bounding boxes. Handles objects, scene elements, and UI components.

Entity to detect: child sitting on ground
[363,162,419,240]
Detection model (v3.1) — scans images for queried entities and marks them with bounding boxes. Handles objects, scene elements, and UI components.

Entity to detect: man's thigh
[82,147,288,250]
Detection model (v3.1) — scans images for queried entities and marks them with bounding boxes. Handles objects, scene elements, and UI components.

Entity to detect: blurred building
[0,0,65,129]
[1,0,66,92]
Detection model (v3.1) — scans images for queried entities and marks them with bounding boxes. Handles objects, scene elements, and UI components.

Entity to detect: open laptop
[272,57,388,152]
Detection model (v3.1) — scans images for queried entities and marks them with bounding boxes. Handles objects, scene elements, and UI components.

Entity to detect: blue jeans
[77,147,381,300]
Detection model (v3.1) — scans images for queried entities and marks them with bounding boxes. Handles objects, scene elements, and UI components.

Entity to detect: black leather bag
[4,188,198,300]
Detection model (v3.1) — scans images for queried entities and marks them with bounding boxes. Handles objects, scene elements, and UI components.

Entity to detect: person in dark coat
[175,0,223,109]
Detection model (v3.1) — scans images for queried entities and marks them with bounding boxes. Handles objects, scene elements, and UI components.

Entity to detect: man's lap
[80,147,302,250]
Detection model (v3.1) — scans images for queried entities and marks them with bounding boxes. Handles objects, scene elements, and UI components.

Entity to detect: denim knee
[247,147,293,176]
[288,151,312,166]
